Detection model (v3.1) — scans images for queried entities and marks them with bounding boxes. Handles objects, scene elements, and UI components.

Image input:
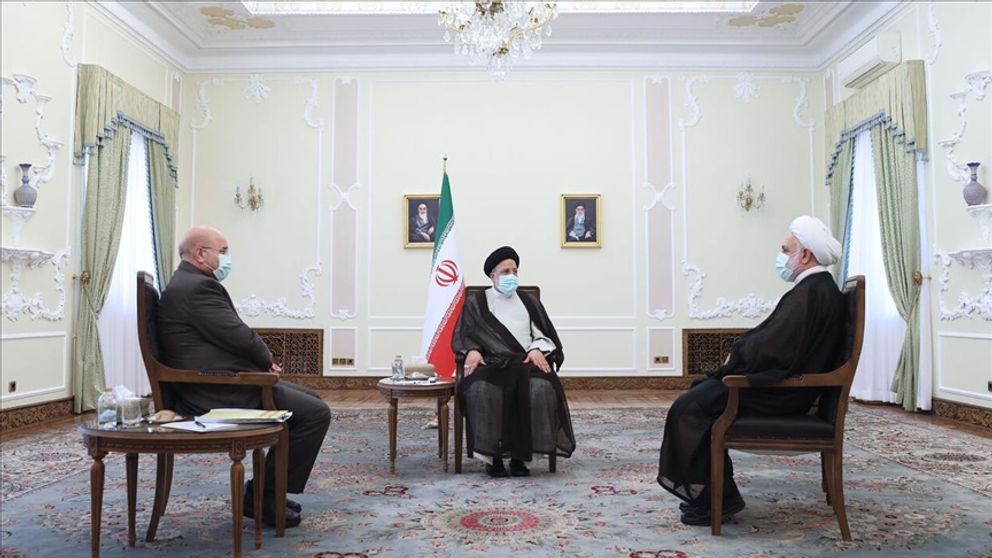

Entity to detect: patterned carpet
[2,405,991,557]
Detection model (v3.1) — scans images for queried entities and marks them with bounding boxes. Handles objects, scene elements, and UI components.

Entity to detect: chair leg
[454,397,463,474]
[146,453,172,542]
[821,451,831,505]
[830,452,852,541]
[548,451,556,473]
[710,448,725,536]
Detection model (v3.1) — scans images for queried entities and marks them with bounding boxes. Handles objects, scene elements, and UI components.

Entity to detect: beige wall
[0,2,180,409]
[179,69,823,376]
[3,1,987,413]
[824,1,992,410]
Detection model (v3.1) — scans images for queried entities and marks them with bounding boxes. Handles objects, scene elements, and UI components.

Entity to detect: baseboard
[0,397,74,434]
[933,398,992,431]
[282,375,694,391]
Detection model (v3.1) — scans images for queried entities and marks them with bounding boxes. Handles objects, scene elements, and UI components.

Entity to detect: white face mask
[775,251,797,282]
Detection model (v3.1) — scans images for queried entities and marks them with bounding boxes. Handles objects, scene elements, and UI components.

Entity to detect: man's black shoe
[509,459,530,477]
[244,481,302,513]
[486,459,509,478]
[679,495,746,526]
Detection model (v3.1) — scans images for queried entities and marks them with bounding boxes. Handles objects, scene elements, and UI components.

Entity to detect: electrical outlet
[653,356,670,365]
[660,355,670,364]
[7,381,15,393]
[345,358,355,366]
[988,380,992,393]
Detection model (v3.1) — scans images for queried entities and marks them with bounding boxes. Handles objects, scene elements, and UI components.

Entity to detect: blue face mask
[212,252,233,282]
[497,274,518,296]
[775,252,795,282]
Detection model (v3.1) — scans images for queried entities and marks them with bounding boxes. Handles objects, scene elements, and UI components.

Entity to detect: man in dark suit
[158,225,330,528]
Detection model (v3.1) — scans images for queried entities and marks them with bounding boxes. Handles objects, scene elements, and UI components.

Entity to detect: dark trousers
[269,381,331,494]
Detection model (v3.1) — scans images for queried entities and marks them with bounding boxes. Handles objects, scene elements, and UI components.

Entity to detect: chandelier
[438,1,558,79]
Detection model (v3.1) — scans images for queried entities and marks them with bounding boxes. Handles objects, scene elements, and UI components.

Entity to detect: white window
[97,132,158,395]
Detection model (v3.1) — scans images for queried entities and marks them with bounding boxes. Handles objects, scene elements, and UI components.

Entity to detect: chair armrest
[158,370,279,386]
[721,369,850,389]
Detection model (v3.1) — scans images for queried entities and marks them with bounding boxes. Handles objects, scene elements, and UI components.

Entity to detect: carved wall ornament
[934,249,992,321]
[925,0,941,66]
[680,74,811,320]
[1,247,69,321]
[938,70,990,184]
[734,73,759,103]
[0,73,64,214]
[192,76,324,320]
[62,1,77,68]
[965,204,992,244]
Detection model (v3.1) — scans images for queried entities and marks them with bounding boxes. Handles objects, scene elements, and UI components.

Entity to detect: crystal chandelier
[438,1,558,79]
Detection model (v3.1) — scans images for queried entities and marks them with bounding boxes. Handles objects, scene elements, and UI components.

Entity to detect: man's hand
[464,350,486,376]
[417,232,431,241]
[524,349,551,373]
[270,362,283,374]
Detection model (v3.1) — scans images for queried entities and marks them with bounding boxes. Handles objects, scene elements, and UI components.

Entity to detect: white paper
[159,420,239,433]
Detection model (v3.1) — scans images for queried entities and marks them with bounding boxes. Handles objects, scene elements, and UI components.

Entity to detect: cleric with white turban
[659,215,848,526]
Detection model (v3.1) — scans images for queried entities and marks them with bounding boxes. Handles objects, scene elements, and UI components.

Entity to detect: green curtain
[824,60,927,411]
[71,128,132,412]
[71,65,180,412]
[872,126,922,411]
[148,140,176,285]
[828,138,856,281]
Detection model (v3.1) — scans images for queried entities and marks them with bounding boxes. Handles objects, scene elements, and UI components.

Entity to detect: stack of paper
[160,421,238,433]
[196,408,293,423]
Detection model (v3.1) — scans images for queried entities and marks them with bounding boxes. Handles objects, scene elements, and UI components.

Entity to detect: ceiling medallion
[438,1,558,79]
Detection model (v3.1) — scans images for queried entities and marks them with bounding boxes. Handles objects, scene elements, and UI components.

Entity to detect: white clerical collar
[794,265,830,284]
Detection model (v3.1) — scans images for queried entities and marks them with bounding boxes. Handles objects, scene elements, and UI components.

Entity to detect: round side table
[376,378,456,474]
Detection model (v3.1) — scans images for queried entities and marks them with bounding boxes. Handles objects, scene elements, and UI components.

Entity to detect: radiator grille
[682,328,747,376]
[255,328,324,375]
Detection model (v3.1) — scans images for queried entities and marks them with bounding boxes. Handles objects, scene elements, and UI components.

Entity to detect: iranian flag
[419,172,465,380]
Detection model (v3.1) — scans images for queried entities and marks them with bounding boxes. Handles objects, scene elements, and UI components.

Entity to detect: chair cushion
[726,414,834,440]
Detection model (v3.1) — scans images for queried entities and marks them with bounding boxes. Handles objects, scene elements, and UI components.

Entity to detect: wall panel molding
[190,75,324,319]
[679,74,812,320]
[935,331,992,402]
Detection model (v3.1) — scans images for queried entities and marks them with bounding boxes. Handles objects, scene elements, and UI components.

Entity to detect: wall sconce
[235,177,263,212]
[737,178,765,212]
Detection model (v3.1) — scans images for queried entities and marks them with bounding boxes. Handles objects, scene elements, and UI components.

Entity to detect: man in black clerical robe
[658,215,847,526]
[452,246,576,477]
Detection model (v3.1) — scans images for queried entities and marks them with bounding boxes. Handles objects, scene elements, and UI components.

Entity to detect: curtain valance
[825,60,927,187]
[73,64,179,178]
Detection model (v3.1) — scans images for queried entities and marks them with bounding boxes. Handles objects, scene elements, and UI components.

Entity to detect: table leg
[89,449,106,558]
[147,454,169,542]
[275,425,288,538]
[436,398,443,458]
[126,453,138,547]
[252,448,264,549]
[440,397,450,473]
[388,397,398,474]
[229,444,246,558]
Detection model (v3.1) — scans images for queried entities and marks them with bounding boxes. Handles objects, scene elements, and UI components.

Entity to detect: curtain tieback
[912,271,930,286]
[73,270,90,285]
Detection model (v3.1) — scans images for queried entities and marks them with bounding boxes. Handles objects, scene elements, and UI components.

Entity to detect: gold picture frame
[404,194,440,248]
[561,194,601,248]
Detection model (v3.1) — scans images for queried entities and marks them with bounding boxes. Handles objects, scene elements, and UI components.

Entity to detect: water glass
[121,397,145,426]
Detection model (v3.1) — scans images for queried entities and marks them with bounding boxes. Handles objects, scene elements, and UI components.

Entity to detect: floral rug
[2,405,991,557]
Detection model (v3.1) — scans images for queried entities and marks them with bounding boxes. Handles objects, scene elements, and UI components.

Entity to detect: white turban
[789,215,842,266]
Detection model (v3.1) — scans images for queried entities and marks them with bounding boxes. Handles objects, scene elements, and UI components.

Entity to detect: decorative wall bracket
[934,248,992,321]
[966,204,992,245]
[1,73,64,212]
[938,70,990,184]
[1,246,69,321]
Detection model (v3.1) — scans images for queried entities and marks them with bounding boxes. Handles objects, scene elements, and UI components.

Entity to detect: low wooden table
[79,421,287,558]
[376,378,456,474]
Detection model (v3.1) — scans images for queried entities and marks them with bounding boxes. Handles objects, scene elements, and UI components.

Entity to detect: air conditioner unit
[837,33,901,89]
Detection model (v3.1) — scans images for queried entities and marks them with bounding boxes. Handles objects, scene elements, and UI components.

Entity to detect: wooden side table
[79,422,287,558]
[376,379,456,474]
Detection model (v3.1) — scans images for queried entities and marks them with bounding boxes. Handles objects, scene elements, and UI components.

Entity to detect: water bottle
[97,388,118,430]
[391,355,405,381]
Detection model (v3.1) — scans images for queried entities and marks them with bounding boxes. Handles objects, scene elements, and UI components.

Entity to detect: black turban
[483,246,519,276]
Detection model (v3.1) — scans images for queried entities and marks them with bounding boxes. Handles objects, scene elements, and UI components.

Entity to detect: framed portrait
[404,194,440,248]
[561,194,601,248]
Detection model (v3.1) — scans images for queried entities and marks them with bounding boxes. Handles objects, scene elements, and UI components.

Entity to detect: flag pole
[442,153,447,174]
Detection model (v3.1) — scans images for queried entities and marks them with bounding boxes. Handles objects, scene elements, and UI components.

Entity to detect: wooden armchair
[709,275,865,541]
[136,271,287,540]
[453,285,563,474]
